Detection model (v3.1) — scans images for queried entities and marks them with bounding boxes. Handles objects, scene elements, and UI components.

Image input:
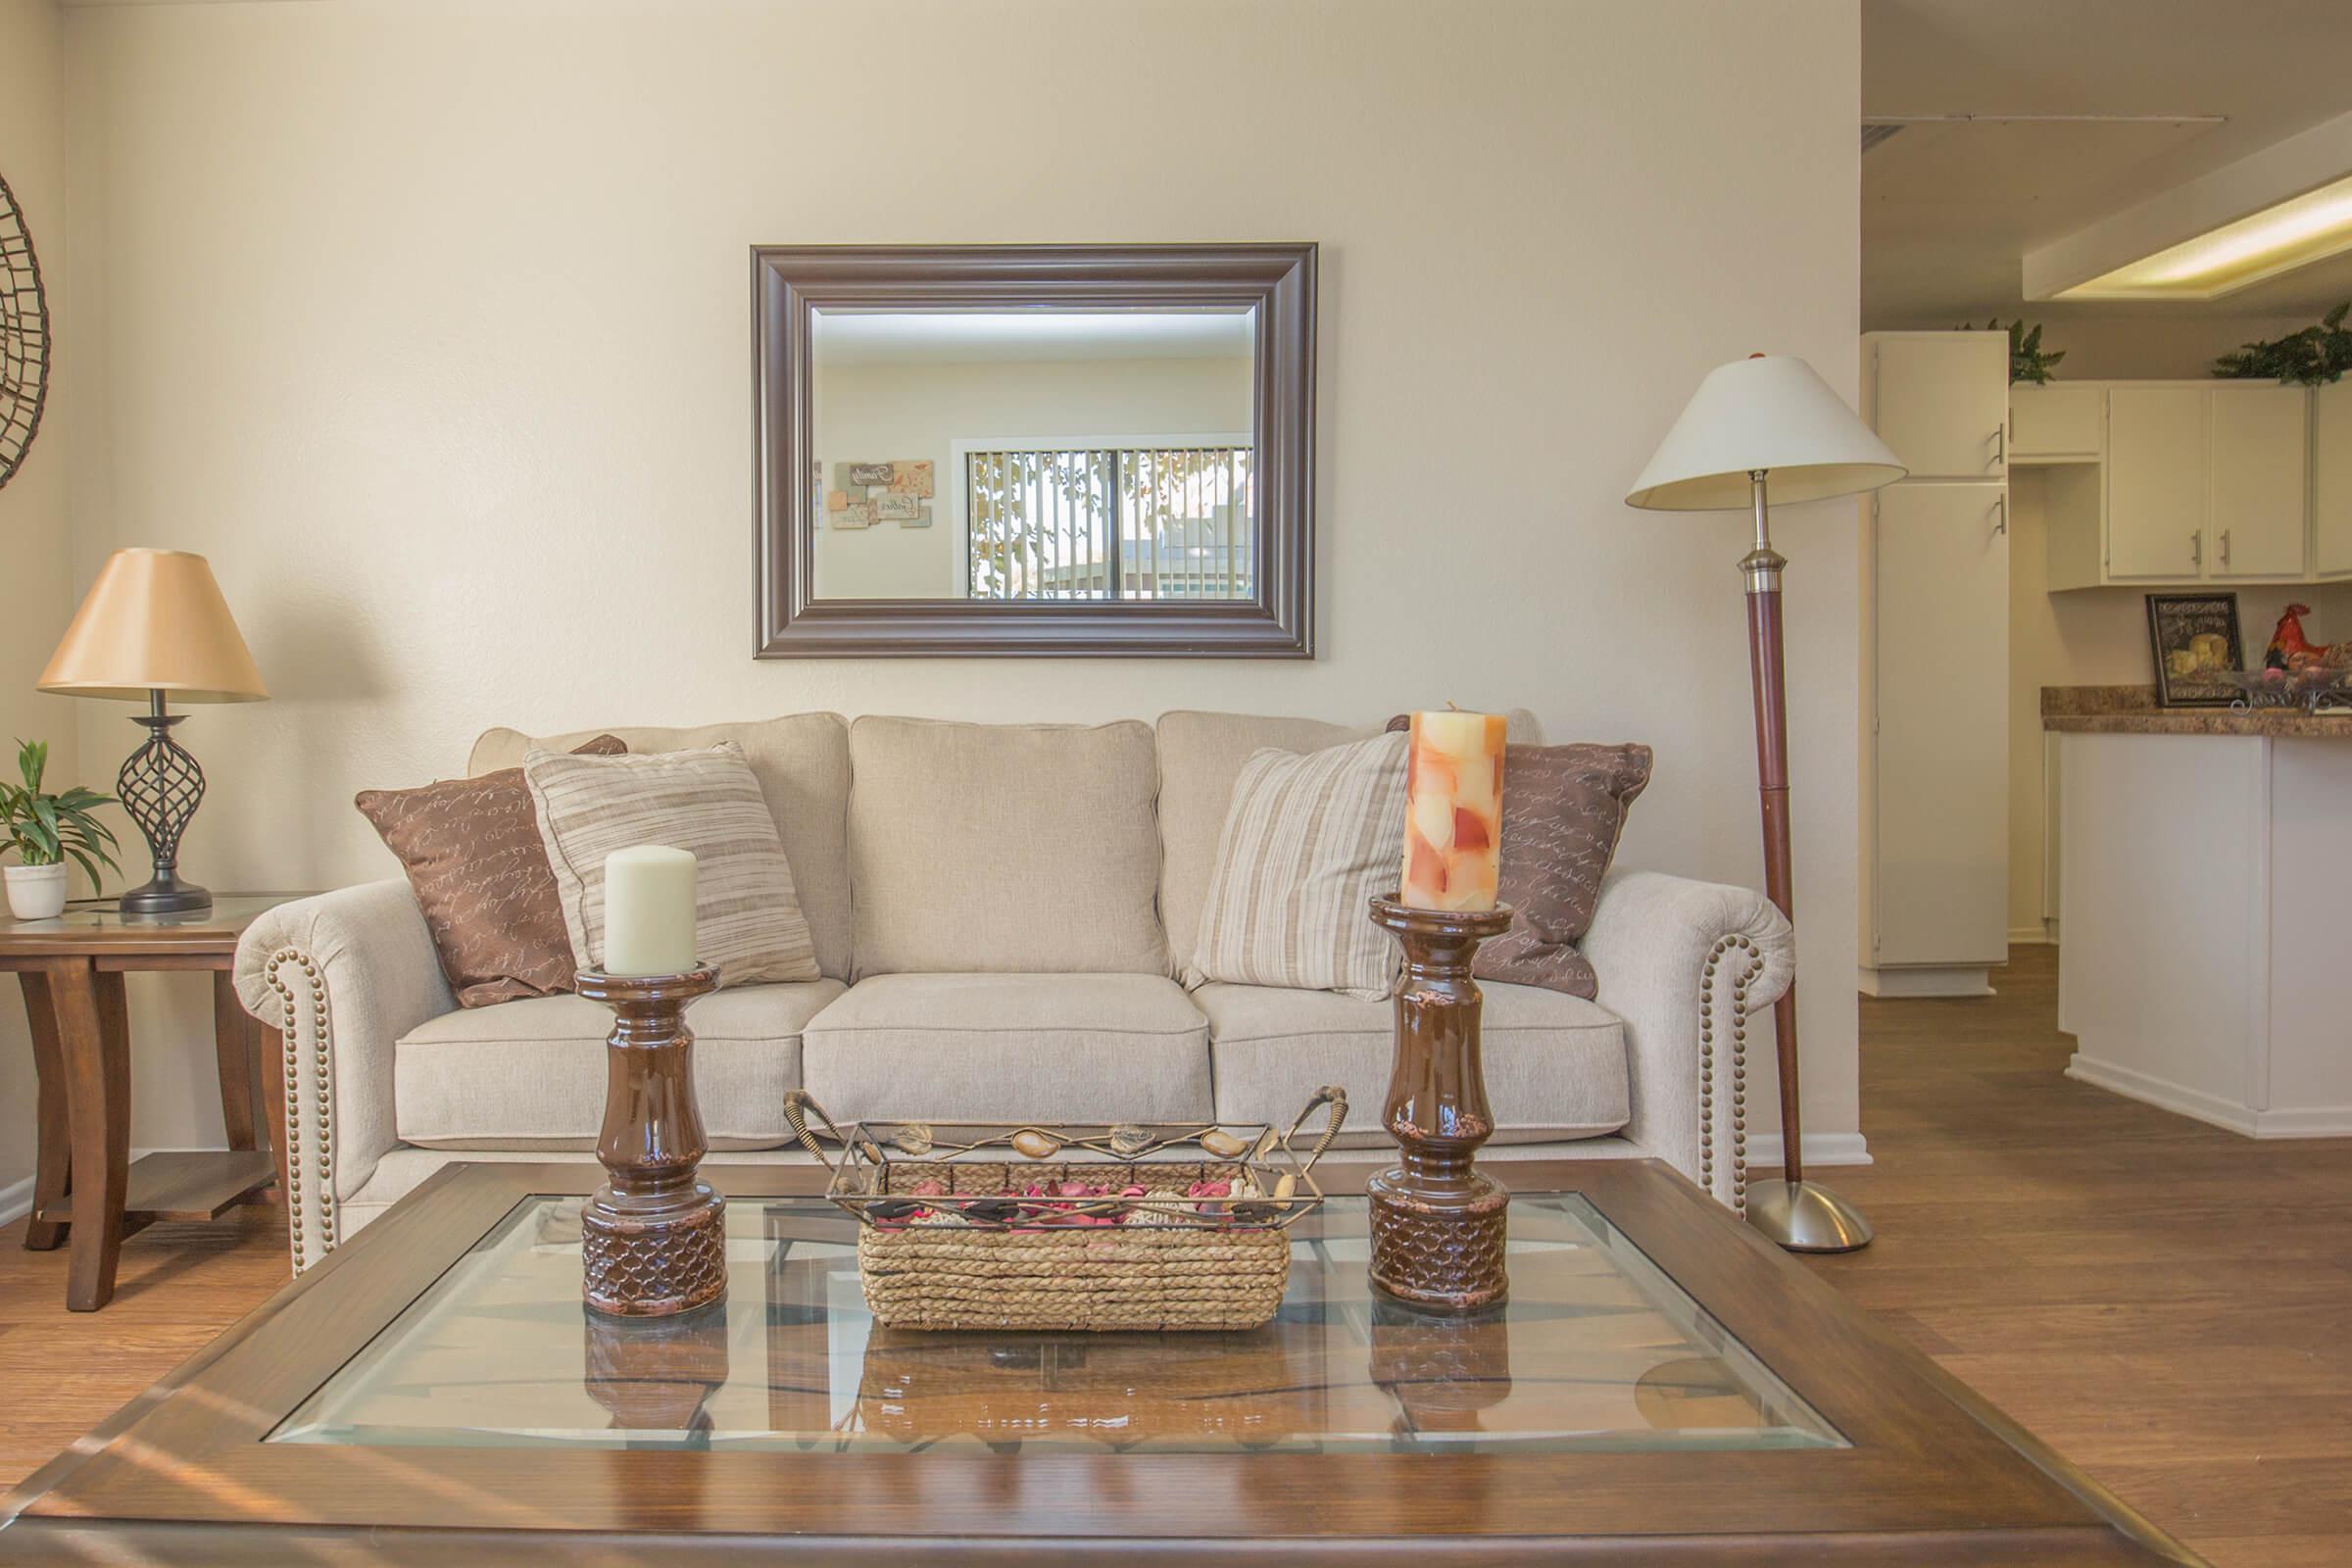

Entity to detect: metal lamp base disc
[1744,1178,1874,1253]
[118,877,212,915]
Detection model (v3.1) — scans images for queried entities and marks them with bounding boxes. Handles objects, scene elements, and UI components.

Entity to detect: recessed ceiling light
[2057,172,2352,300]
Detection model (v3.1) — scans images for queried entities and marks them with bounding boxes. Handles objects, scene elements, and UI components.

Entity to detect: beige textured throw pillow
[1188,730,1411,1001]
[523,742,819,988]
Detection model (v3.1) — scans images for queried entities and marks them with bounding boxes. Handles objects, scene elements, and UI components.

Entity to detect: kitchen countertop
[2042,684,2352,737]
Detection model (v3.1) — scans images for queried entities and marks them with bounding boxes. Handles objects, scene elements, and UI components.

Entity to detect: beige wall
[0,0,76,1209]
[2004,468,2352,938]
[811,355,1252,599]
[56,0,1866,1160]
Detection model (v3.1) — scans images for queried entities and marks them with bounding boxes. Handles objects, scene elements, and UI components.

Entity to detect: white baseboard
[0,1173,30,1228]
[2067,1054,2352,1139]
[1857,964,1995,999]
[1742,1132,1872,1168]
[2006,925,2054,946]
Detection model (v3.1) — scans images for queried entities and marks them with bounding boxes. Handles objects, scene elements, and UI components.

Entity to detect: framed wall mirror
[753,243,1315,657]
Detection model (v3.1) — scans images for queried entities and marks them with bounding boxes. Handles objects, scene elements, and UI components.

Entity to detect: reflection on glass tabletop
[272,1193,1841,1456]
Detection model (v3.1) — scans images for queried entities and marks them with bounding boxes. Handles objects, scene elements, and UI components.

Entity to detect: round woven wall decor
[0,171,51,493]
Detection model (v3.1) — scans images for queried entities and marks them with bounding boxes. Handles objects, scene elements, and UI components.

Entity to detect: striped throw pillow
[523,742,819,988]
[1186,731,1410,1000]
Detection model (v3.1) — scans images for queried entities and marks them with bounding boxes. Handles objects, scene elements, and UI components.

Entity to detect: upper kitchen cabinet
[2104,387,2211,580]
[2316,381,2352,579]
[1865,331,2009,481]
[2045,380,2317,589]
[2207,386,2308,579]
[2009,384,2104,462]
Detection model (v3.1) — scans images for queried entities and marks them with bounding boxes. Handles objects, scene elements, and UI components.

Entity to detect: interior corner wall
[59,0,1866,1164]
[0,0,75,1214]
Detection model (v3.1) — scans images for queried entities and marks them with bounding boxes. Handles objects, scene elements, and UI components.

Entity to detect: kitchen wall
[1873,314,2327,382]
[0,0,76,1212]
[52,0,1867,1168]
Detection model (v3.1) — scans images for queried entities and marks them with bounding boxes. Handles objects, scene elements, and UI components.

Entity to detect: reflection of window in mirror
[808,308,1256,603]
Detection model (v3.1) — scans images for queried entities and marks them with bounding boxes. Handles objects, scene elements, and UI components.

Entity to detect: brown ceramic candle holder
[1365,896,1517,1313]
[573,965,727,1318]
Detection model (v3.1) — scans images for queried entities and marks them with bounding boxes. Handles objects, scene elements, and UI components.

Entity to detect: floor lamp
[1626,354,1905,1253]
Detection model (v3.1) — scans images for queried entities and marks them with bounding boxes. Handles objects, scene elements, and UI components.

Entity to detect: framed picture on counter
[2145,593,2244,708]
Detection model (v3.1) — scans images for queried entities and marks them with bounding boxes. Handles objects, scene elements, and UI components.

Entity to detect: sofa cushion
[1197,979,1628,1147]
[847,717,1165,978]
[394,980,845,1151]
[469,713,854,981]
[801,972,1211,1123]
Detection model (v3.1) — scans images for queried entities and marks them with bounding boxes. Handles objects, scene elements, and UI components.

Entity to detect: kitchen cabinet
[2208,386,2308,579]
[1869,483,2010,978]
[2316,381,2352,578]
[1867,332,2008,481]
[2046,381,2319,588]
[2104,387,2209,579]
[2010,384,2103,461]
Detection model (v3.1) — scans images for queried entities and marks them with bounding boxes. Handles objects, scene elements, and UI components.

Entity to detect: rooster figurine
[2266,604,2343,672]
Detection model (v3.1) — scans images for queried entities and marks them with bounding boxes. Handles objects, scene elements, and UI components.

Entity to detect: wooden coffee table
[0,1159,2194,1564]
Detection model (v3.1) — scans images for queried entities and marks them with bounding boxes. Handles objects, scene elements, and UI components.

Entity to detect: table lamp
[37,548,269,914]
[1626,354,1904,1253]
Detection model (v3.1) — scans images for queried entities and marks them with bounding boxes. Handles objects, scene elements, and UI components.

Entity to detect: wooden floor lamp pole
[1736,469,1873,1253]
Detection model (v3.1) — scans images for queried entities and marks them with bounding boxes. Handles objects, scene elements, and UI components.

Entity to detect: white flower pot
[5,862,70,921]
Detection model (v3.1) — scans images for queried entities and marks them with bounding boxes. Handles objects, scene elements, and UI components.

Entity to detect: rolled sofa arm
[1581,867,1794,1213]
[233,881,455,1270]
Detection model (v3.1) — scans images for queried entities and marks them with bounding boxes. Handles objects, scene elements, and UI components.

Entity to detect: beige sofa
[235,710,1794,1272]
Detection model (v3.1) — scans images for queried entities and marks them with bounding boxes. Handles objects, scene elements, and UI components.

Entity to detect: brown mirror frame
[753,243,1315,658]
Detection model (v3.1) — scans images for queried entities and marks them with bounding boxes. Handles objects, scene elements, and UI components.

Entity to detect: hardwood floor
[1803,944,2352,1568]
[0,943,2342,1565]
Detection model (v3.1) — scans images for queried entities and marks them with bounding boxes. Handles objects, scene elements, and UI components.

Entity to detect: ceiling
[1864,0,2352,324]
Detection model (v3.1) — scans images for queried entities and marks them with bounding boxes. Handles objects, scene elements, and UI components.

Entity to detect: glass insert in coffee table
[271,1193,1841,1455]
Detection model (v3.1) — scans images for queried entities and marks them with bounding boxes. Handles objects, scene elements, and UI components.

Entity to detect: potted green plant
[1,739,120,920]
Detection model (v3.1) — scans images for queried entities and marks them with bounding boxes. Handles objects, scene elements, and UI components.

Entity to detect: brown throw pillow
[358,736,626,1008]
[1473,742,1652,999]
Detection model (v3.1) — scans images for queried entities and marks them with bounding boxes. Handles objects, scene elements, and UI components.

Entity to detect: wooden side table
[1,894,313,1311]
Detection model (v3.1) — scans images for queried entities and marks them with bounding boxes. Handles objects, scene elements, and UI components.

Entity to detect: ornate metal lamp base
[575,966,728,1318]
[116,692,212,915]
[1743,1177,1874,1253]
[1366,897,1517,1313]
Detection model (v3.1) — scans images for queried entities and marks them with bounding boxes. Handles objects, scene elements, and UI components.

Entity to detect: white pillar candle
[601,845,698,975]
[1398,710,1506,910]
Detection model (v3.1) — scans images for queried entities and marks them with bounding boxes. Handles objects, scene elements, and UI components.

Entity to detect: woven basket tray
[785,1089,1346,1334]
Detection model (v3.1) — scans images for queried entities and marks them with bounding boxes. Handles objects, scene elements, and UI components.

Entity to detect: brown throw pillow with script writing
[1386,717,1651,1000]
[357,736,627,1007]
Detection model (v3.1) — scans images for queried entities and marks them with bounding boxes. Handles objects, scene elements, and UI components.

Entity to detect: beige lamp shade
[1625,354,1906,512]
[39,548,269,703]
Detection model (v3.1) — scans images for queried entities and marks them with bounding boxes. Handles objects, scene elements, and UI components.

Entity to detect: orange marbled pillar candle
[1398,710,1506,910]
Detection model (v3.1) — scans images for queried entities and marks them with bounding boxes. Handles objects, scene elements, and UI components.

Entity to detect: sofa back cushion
[847,716,1165,977]
[469,713,854,980]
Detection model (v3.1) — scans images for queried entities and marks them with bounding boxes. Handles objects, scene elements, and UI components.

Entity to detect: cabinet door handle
[2190,530,2202,568]
[1991,424,2006,467]
[1991,496,2007,537]
[2220,528,2232,568]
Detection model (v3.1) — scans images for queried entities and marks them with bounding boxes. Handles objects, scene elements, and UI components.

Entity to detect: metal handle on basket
[1282,1084,1349,1176]
[781,1089,842,1173]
